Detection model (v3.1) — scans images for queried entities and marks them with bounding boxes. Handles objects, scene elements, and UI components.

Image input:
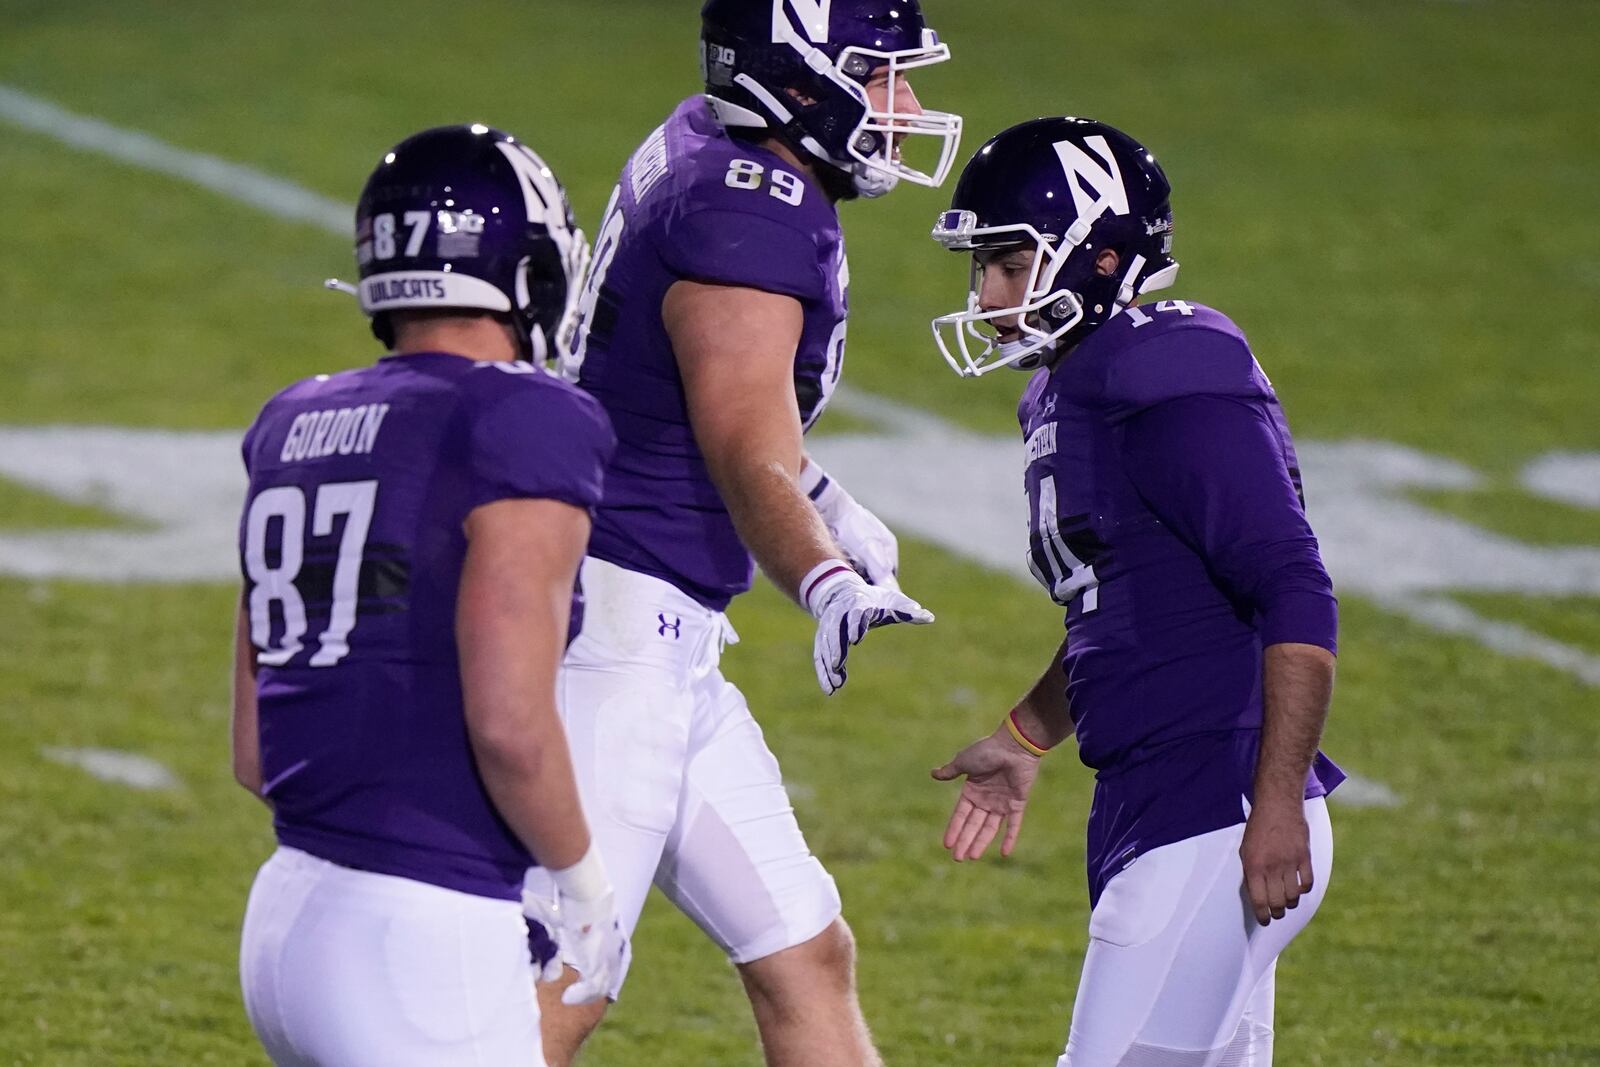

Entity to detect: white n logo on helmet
[773,0,832,44]
[494,140,578,261]
[495,141,558,224]
[1053,136,1130,223]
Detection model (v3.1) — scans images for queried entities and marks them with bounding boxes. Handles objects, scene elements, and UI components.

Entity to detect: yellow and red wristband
[1006,709,1052,757]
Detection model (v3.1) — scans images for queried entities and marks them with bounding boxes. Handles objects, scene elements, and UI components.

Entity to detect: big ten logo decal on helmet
[1054,136,1130,223]
[436,211,486,259]
[701,41,738,85]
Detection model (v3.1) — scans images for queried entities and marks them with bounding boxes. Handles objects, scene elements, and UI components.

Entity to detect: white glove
[801,560,934,695]
[522,845,630,1005]
[520,892,570,984]
[800,460,901,590]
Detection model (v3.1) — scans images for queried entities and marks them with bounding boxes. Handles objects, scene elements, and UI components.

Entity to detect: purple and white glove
[521,845,630,1005]
[801,559,934,696]
[800,460,901,591]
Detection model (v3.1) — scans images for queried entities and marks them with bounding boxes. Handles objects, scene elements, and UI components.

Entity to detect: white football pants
[240,847,544,1067]
[525,556,842,997]
[1060,797,1333,1066]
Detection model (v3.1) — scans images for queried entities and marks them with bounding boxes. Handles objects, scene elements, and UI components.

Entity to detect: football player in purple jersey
[232,125,628,1067]
[928,119,1344,1065]
[521,2,960,1065]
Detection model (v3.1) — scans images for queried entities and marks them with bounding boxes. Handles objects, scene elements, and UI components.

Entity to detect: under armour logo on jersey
[657,613,681,639]
[774,0,831,44]
[1053,136,1130,224]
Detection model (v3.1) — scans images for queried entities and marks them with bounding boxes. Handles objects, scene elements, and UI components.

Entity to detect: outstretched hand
[931,727,1041,862]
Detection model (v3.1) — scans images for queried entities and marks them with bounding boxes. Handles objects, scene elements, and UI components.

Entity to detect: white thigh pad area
[535,558,842,999]
[1060,799,1332,1067]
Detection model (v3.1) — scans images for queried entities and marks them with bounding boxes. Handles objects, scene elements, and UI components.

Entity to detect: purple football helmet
[345,124,589,362]
[931,118,1179,376]
[700,0,962,198]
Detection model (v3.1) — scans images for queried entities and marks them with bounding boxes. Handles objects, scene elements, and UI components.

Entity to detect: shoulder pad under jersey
[652,116,838,303]
[460,361,617,510]
[1094,304,1274,421]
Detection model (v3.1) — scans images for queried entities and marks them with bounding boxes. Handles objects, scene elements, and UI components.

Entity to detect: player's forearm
[1255,642,1335,806]
[717,454,841,606]
[469,707,591,871]
[1011,634,1074,749]
[457,502,593,870]
[668,280,833,603]
[459,605,592,871]
[231,601,263,796]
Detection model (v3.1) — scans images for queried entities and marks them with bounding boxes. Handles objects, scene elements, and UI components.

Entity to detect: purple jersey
[238,353,615,900]
[566,96,849,610]
[1016,302,1344,905]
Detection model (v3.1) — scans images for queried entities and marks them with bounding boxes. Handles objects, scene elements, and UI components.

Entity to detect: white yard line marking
[0,84,348,234]
[1376,593,1600,688]
[41,746,182,790]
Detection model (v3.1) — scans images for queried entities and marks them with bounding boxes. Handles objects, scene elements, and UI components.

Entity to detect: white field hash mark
[1330,773,1402,810]
[41,746,182,791]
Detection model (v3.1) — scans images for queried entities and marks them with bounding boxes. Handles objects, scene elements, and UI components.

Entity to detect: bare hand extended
[1239,797,1313,925]
[931,728,1040,862]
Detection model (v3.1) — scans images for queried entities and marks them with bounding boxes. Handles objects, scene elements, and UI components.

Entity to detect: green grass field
[2,1,1598,1063]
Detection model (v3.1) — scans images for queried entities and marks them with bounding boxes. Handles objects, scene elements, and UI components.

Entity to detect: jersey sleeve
[466,379,617,513]
[240,412,262,475]
[1102,326,1273,422]
[1120,395,1338,653]
[240,393,285,475]
[659,207,827,302]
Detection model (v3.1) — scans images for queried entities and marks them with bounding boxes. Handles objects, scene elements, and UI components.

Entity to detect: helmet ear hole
[370,311,395,348]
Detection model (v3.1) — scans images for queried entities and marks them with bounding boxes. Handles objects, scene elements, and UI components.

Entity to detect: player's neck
[1045,297,1145,368]
[756,136,840,204]
[390,317,521,363]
